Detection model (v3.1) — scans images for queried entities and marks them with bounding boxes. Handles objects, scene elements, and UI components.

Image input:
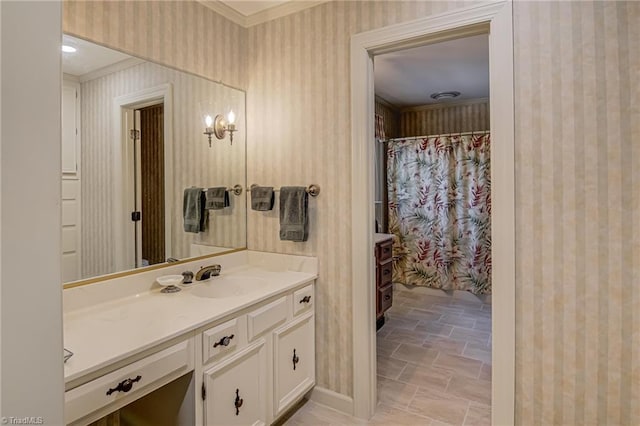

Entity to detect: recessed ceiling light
[430,91,461,100]
[62,45,77,53]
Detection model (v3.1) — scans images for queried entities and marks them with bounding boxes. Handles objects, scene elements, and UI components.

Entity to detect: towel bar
[250,184,321,197]
[201,185,243,196]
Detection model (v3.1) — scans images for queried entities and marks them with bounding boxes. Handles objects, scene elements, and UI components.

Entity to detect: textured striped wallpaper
[400,98,490,136]
[80,61,246,279]
[514,2,639,424]
[63,0,247,90]
[246,0,476,399]
[374,97,400,139]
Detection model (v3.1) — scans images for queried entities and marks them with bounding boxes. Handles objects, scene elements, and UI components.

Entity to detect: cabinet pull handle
[213,334,235,348]
[384,294,391,301]
[383,269,391,275]
[299,295,311,304]
[292,349,300,370]
[106,375,142,396]
[234,388,243,415]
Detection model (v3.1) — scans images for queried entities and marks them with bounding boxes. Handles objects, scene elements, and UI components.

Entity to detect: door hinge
[201,382,206,401]
[129,129,140,141]
[131,211,141,222]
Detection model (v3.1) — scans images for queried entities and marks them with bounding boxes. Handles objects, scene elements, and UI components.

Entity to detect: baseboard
[394,282,491,304]
[307,386,354,416]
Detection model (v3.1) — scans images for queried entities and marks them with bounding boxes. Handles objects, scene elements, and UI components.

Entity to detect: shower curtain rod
[380,130,490,143]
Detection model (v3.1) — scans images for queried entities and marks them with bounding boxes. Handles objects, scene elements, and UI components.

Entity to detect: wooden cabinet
[375,238,393,327]
[200,281,316,425]
[273,312,315,418]
[203,340,268,426]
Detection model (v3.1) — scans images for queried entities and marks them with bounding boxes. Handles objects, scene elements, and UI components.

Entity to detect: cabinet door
[203,339,267,426]
[272,312,315,418]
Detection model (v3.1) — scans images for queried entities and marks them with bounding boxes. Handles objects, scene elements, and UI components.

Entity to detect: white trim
[113,84,174,272]
[307,386,354,416]
[350,2,515,424]
[79,57,145,83]
[401,97,489,113]
[197,0,246,27]
[197,0,328,28]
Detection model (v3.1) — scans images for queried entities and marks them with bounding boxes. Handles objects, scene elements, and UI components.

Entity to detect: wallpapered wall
[80,61,246,279]
[374,97,400,139]
[400,98,490,136]
[63,1,247,90]
[514,1,638,424]
[65,1,640,421]
[246,0,477,398]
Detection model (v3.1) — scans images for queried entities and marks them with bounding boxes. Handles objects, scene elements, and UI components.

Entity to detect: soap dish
[156,275,184,293]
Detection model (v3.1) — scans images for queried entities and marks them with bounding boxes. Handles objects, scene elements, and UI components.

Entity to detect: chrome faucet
[195,264,222,281]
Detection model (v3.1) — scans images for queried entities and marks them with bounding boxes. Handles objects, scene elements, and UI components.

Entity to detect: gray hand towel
[183,187,207,233]
[279,186,309,242]
[251,186,275,211]
[205,187,229,210]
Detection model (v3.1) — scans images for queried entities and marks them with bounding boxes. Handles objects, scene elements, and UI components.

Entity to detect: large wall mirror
[61,35,247,285]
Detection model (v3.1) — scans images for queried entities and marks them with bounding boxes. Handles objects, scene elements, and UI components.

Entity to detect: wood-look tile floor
[283,286,492,426]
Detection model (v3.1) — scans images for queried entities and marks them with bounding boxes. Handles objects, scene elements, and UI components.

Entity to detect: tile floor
[283,285,492,425]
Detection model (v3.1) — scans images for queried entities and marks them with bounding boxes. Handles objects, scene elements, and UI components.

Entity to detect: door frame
[350,2,515,424]
[113,83,174,271]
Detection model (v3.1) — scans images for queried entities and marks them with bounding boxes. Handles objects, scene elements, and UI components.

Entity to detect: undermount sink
[189,276,266,299]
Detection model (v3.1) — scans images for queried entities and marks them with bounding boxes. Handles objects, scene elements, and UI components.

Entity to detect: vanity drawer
[65,338,193,425]
[379,284,393,313]
[293,284,314,316]
[203,318,240,365]
[247,296,287,341]
[377,260,393,287]
[376,239,393,262]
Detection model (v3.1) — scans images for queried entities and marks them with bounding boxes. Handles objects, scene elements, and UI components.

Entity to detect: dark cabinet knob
[234,388,243,415]
[106,375,142,396]
[292,349,300,370]
[299,296,311,304]
[213,334,235,348]
[384,294,391,301]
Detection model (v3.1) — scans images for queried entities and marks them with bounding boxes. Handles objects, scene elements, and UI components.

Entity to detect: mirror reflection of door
[128,104,165,268]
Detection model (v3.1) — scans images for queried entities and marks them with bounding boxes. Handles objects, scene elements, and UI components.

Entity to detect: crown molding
[198,0,329,28]
[401,97,489,113]
[198,1,246,27]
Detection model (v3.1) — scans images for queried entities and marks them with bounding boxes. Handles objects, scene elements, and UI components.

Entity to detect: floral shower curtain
[387,133,491,294]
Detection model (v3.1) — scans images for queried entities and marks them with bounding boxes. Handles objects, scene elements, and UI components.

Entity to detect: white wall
[1,1,64,423]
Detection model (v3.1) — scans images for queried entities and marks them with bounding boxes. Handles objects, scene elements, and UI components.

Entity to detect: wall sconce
[203,110,236,147]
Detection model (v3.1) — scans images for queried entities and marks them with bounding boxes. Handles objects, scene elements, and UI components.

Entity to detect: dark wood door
[139,104,165,265]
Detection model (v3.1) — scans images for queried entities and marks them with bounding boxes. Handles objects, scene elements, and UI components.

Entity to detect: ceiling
[374,34,489,108]
[62,35,134,77]
[220,0,289,16]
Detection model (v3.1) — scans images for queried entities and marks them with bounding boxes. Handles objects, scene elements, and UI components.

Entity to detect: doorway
[373,33,492,425]
[350,2,514,424]
[136,104,166,267]
[113,83,174,272]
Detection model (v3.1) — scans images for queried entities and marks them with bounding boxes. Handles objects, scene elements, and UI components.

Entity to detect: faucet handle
[210,264,221,276]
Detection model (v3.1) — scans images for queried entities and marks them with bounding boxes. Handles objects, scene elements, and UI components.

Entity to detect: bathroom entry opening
[123,101,165,269]
[350,3,515,422]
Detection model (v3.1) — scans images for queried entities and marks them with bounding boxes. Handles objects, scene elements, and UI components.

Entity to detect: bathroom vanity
[374,233,394,329]
[63,251,317,425]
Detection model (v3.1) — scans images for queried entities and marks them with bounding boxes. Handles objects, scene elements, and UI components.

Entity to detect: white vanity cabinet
[65,337,194,425]
[203,339,268,426]
[273,311,315,418]
[199,281,315,425]
[64,252,317,426]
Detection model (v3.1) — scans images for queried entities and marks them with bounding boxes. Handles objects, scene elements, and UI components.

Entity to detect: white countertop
[374,233,394,244]
[63,252,317,386]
